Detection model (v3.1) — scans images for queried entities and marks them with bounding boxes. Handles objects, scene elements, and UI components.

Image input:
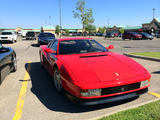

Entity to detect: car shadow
[25,62,139,113]
[31,43,40,47]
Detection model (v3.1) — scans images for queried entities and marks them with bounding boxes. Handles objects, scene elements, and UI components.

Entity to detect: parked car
[96,33,103,36]
[38,32,55,45]
[0,31,17,43]
[105,32,114,38]
[122,32,142,40]
[25,31,36,40]
[0,43,17,84]
[139,32,153,40]
[155,33,160,38]
[39,37,151,105]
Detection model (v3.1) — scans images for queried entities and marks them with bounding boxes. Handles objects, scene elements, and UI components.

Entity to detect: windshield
[59,39,107,55]
[1,32,12,35]
[39,33,55,37]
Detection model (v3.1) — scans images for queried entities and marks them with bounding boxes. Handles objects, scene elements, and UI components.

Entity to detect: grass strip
[130,52,160,59]
[98,100,160,120]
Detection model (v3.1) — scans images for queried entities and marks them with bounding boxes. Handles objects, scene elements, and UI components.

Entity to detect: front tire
[11,55,17,72]
[53,68,63,93]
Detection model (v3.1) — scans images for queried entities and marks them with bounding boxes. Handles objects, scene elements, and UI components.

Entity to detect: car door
[47,40,58,76]
[0,47,12,84]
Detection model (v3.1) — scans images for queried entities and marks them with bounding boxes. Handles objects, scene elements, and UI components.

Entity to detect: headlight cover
[140,80,150,88]
[81,89,102,97]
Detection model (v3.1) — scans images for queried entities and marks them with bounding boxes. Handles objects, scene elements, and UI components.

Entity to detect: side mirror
[45,48,56,54]
[106,45,114,50]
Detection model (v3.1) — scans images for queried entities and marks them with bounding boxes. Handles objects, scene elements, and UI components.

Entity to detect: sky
[0,0,160,28]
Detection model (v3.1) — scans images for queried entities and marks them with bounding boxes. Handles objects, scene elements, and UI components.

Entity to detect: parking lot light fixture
[59,0,62,38]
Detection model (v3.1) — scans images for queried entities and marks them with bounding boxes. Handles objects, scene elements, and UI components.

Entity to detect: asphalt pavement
[0,37,160,120]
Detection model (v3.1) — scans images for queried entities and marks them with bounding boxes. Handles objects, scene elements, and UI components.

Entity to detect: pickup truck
[0,31,17,43]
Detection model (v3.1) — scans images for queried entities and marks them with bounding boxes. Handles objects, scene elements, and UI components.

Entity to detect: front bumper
[66,88,148,105]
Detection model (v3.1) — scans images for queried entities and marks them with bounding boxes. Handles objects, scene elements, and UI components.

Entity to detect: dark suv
[122,32,142,40]
[26,32,36,40]
[38,32,55,45]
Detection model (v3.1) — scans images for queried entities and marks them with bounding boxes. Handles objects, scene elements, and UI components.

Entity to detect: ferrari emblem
[115,72,119,76]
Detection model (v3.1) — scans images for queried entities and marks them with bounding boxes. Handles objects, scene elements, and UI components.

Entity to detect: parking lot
[0,37,160,120]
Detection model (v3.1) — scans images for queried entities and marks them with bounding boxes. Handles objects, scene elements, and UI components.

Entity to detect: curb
[123,53,160,62]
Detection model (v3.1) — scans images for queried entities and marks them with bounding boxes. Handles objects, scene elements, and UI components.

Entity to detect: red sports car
[39,37,151,105]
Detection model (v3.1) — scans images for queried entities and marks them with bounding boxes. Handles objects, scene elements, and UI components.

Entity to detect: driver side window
[49,40,58,51]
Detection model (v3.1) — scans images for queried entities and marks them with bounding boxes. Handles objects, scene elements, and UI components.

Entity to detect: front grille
[1,37,8,39]
[101,82,140,95]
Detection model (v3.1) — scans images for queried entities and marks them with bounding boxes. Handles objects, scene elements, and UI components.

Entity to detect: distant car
[26,31,36,40]
[155,33,160,38]
[105,32,114,38]
[122,32,142,40]
[96,33,103,36]
[39,37,151,105]
[139,32,153,40]
[38,32,55,45]
[0,43,17,84]
[0,32,17,43]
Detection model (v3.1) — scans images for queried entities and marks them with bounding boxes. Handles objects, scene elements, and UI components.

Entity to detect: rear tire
[53,68,63,93]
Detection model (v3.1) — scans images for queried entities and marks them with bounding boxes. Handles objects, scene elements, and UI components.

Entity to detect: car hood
[59,52,150,87]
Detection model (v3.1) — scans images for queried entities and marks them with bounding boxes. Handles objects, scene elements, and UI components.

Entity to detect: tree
[40,27,44,32]
[55,25,61,35]
[73,0,94,30]
[119,28,124,34]
[85,24,96,33]
[64,29,70,35]
[98,26,106,33]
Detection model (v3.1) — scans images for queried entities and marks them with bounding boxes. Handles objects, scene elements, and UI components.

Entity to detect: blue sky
[0,0,160,28]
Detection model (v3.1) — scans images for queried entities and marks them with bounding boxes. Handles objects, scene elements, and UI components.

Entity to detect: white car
[0,31,17,43]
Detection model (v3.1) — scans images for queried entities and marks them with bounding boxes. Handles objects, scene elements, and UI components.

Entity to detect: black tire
[39,53,44,69]
[53,68,63,93]
[11,55,17,72]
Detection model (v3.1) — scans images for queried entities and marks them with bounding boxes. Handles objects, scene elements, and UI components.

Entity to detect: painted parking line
[148,91,160,98]
[12,61,31,120]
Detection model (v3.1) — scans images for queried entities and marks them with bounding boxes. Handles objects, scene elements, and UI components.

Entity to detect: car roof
[58,37,92,41]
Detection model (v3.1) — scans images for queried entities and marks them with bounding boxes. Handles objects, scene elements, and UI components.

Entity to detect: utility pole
[59,0,62,38]
[49,16,51,26]
[152,8,155,19]
[107,18,110,28]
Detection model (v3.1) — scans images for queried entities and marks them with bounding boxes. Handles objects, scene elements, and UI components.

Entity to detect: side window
[50,40,58,51]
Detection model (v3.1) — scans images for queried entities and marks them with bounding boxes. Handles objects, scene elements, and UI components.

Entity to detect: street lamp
[59,0,62,38]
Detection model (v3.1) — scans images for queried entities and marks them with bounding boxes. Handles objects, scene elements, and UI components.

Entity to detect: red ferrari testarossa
[39,37,151,105]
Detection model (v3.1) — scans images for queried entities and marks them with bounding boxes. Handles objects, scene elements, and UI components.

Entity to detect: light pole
[59,0,62,38]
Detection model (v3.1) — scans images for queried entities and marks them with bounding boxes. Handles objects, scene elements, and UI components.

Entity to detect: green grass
[130,52,160,59]
[98,100,160,120]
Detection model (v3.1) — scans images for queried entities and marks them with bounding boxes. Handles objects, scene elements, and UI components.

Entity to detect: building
[142,18,160,34]
[106,25,142,33]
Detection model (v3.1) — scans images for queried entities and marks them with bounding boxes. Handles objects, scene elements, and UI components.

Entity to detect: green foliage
[64,29,70,34]
[73,0,94,29]
[85,24,96,33]
[119,28,124,34]
[40,27,44,32]
[98,26,106,33]
[55,25,61,35]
